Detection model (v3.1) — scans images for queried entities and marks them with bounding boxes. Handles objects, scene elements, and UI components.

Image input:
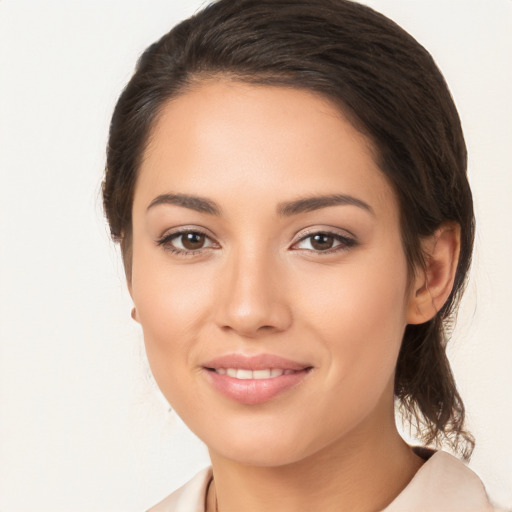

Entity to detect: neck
[207,401,424,512]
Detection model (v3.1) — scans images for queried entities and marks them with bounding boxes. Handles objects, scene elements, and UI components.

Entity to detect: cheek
[131,248,216,386]
[295,249,409,387]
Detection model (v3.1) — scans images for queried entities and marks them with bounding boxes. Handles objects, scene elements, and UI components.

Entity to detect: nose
[214,248,293,338]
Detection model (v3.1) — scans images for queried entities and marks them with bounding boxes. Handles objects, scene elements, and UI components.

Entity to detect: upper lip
[202,353,312,371]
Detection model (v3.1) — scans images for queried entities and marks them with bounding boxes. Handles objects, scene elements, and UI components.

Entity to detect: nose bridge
[216,241,291,336]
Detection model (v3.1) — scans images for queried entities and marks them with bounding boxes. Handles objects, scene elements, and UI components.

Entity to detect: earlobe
[406,222,461,325]
[127,273,139,323]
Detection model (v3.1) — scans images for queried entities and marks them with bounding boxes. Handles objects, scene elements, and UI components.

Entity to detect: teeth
[237,369,253,380]
[215,368,294,379]
[253,369,271,379]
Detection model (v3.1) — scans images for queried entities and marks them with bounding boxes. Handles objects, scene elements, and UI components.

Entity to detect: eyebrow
[146,192,374,217]
[147,193,222,215]
[277,194,374,216]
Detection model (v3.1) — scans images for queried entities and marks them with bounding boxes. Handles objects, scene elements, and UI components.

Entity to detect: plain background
[0,1,511,510]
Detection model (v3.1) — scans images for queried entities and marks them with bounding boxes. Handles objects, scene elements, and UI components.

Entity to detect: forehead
[135,80,398,221]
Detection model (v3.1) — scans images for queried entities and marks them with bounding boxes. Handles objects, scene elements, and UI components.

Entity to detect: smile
[212,368,298,379]
[202,353,312,405]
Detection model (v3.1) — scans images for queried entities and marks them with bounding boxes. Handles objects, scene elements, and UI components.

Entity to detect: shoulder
[383,449,499,512]
[146,467,212,512]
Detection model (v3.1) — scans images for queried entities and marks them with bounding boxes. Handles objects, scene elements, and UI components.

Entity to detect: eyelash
[156,228,218,257]
[292,230,357,255]
[156,229,357,257]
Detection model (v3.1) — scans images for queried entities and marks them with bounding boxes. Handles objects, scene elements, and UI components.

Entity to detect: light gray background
[0,1,511,510]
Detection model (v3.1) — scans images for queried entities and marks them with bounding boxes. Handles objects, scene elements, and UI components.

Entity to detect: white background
[0,1,511,510]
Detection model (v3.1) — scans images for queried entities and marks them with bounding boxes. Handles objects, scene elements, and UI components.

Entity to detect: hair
[103,0,475,459]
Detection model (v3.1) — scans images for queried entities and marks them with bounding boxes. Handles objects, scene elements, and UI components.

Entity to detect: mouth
[202,354,313,404]
[208,368,301,379]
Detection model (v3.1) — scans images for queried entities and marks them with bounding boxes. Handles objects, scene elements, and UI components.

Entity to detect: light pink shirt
[147,450,501,512]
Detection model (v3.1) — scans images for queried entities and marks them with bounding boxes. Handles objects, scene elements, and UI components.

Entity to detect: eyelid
[156,225,220,255]
[292,225,356,244]
[290,227,357,253]
[156,225,215,240]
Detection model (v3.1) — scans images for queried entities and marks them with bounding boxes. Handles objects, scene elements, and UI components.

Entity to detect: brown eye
[181,232,206,250]
[157,229,218,254]
[310,233,335,250]
[292,231,356,253]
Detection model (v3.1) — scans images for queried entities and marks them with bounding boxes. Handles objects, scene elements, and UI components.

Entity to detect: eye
[157,229,219,255]
[292,231,356,253]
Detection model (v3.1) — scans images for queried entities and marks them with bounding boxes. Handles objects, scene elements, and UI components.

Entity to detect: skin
[129,80,460,512]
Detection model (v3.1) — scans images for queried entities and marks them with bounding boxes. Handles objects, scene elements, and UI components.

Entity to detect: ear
[127,283,141,324]
[406,222,461,325]
[126,277,140,324]
[131,306,140,323]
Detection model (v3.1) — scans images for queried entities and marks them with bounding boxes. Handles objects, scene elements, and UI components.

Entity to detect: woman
[102,0,500,510]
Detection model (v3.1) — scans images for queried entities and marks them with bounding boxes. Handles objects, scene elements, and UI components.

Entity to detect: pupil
[182,232,205,250]
[312,234,333,250]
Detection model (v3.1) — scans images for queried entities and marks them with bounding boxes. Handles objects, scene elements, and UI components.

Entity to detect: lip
[203,353,311,371]
[202,353,312,405]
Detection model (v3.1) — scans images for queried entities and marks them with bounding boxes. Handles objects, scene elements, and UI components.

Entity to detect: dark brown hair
[103,0,475,459]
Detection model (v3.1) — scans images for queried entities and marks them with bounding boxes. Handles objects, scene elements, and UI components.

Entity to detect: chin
[214,440,310,467]
[202,420,334,468]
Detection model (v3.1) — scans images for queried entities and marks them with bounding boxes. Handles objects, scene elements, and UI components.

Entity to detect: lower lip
[204,369,310,405]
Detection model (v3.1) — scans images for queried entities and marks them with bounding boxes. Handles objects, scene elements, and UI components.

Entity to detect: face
[130,80,415,467]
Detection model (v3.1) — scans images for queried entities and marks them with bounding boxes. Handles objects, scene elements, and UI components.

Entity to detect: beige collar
[147,449,495,512]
